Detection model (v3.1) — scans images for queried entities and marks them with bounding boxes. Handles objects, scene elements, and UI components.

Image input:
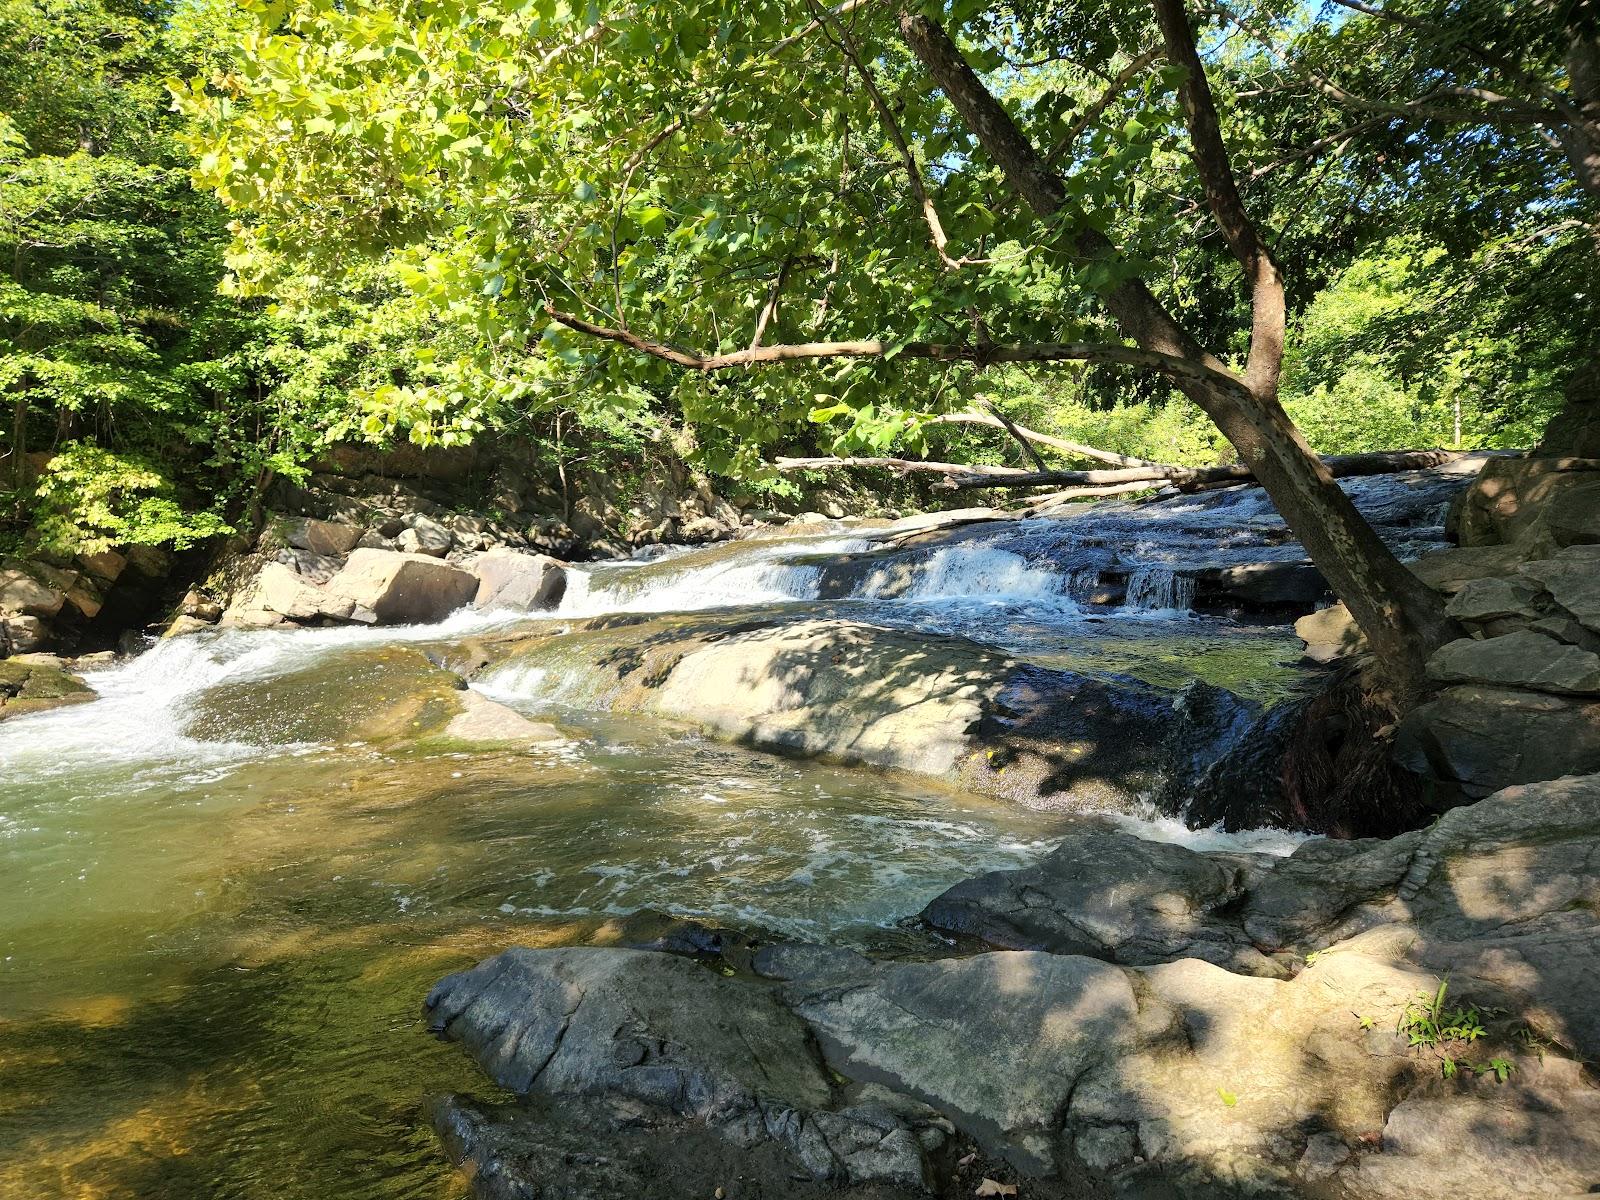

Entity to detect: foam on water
[0,604,521,777]
[557,535,876,615]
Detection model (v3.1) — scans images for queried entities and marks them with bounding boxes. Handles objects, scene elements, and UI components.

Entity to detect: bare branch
[922,410,1162,466]
[750,256,794,350]
[775,448,1475,491]
[545,305,1243,384]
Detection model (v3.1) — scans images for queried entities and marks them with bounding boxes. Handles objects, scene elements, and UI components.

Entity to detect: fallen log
[773,448,1475,492]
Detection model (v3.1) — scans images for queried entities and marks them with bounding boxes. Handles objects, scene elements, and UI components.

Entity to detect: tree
[177,0,1588,701]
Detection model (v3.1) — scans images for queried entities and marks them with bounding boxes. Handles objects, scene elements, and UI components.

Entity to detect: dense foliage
[1,0,1592,554]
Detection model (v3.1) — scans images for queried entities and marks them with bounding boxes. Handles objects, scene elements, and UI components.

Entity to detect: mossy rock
[0,660,96,722]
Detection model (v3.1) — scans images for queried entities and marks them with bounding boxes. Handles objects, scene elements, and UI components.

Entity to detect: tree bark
[899,4,1457,703]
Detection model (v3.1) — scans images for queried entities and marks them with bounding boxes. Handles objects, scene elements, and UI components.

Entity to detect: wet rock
[162,614,216,639]
[324,549,477,625]
[284,516,362,557]
[1427,630,1600,695]
[472,548,567,612]
[0,658,94,722]
[1192,560,1327,607]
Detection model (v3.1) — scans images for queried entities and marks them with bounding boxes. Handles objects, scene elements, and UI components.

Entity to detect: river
[0,468,1469,1199]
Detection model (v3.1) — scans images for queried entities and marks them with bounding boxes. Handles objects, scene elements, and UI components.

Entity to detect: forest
[2,2,1599,1200]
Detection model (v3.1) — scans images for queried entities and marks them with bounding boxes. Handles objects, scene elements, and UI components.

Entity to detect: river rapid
[0,470,1468,1199]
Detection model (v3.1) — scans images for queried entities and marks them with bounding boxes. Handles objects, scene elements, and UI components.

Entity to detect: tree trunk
[1562,29,1600,205]
[9,395,24,491]
[899,6,1456,704]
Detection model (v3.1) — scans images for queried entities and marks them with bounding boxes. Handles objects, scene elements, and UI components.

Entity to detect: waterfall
[1124,567,1196,613]
[852,545,1078,609]
[556,536,874,616]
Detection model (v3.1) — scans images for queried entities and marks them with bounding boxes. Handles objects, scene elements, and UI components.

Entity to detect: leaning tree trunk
[899,7,1456,704]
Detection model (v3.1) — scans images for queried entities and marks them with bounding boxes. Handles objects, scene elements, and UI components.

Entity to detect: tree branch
[545,305,1242,384]
[1043,49,1161,168]
[810,0,986,270]
[922,409,1161,467]
[1150,0,1286,395]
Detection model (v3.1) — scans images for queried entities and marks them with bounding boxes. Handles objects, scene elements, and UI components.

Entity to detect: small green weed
[1396,978,1513,1082]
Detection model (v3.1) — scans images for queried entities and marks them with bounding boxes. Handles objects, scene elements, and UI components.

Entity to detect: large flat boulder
[1426,629,1600,694]
[478,616,1224,810]
[425,947,945,1188]
[325,548,477,625]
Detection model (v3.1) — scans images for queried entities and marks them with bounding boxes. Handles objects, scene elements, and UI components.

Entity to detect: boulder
[1454,455,1600,549]
[1407,544,1532,594]
[1518,544,1600,632]
[1426,629,1600,695]
[324,549,477,625]
[397,513,453,557]
[0,563,66,618]
[1443,576,1545,624]
[0,658,95,722]
[1,613,50,653]
[74,548,127,584]
[284,516,362,557]
[1395,685,1600,798]
[919,831,1274,974]
[162,614,215,639]
[1295,602,1366,663]
[478,616,1203,809]
[255,563,356,623]
[471,548,567,612]
[425,947,943,1188]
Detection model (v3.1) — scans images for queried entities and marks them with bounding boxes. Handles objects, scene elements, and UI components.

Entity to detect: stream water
[0,469,1469,1199]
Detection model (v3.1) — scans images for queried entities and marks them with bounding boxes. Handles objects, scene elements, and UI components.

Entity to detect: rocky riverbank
[422,770,1600,1200]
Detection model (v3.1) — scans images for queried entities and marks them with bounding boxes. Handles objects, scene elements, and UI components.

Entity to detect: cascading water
[1124,566,1197,613]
